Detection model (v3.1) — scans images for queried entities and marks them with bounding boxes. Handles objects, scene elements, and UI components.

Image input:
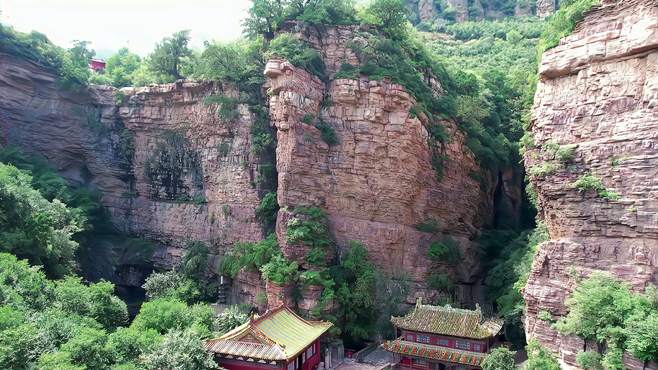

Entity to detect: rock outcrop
[0,22,524,310]
[525,0,658,368]
[265,24,510,304]
[0,52,266,286]
[535,0,556,18]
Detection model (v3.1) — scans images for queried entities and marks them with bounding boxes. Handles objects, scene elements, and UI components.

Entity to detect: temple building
[205,306,332,370]
[383,299,503,370]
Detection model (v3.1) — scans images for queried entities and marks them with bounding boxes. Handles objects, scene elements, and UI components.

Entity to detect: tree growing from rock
[148,30,193,81]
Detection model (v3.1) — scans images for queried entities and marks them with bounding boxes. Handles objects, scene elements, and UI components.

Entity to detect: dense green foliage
[267,33,326,78]
[537,0,600,54]
[103,48,144,87]
[148,30,194,82]
[0,163,84,277]
[0,24,93,89]
[482,225,548,348]
[524,339,561,370]
[213,305,250,335]
[286,207,334,266]
[555,273,658,364]
[481,347,516,370]
[571,173,620,200]
[0,252,217,369]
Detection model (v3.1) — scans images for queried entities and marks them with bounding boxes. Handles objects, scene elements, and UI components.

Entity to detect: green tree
[360,0,409,39]
[53,276,128,329]
[524,339,560,370]
[148,30,193,81]
[625,309,658,362]
[214,305,249,335]
[576,351,603,370]
[105,327,161,364]
[482,347,516,370]
[242,0,289,40]
[554,273,635,343]
[142,270,201,303]
[131,298,213,336]
[333,241,378,342]
[181,240,209,280]
[60,327,113,370]
[105,47,142,87]
[38,351,84,370]
[0,163,84,277]
[143,329,216,370]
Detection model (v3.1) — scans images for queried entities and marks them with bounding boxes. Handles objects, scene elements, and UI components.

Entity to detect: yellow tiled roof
[391,300,503,340]
[382,338,487,367]
[205,306,332,361]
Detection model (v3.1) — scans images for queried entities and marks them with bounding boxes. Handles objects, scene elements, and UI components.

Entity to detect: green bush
[214,305,249,335]
[260,253,299,285]
[415,218,440,233]
[538,0,600,54]
[528,162,559,178]
[524,339,560,370]
[255,192,279,229]
[267,33,325,78]
[428,239,461,263]
[286,207,334,266]
[554,273,658,363]
[577,351,603,370]
[316,120,339,146]
[427,272,453,291]
[482,347,516,370]
[571,173,620,200]
[220,233,280,278]
[204,95,241,122]
[335,63,360,79]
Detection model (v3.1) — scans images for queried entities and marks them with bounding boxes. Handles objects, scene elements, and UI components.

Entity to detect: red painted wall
[400,330,488,353]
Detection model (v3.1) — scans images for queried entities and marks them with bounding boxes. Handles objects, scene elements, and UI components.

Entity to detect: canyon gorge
[1,0,657,368]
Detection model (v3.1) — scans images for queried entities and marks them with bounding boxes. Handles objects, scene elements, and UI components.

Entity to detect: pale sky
[0,0,252,57]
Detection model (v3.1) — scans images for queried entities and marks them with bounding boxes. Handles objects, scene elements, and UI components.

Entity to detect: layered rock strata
[524,0,658,368]
[0,53,265,281]
[265,24,505,303]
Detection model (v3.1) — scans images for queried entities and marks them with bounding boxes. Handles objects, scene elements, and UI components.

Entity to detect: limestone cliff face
[525,0,658,368]
[265,24,506,303]
[0,52,265,285]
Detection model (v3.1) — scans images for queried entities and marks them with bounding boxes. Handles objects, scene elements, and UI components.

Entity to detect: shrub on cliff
[0,24,94,89]
[555,273,658,364]
[538,0,600,54]
[266,33,325,78]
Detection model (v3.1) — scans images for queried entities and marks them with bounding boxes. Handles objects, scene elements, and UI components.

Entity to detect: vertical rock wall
[0,53,265,278]
[524,1,658,368]
[265,25,499,303]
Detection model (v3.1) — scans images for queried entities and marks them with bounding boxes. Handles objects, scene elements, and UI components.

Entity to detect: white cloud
[0,0,252,56]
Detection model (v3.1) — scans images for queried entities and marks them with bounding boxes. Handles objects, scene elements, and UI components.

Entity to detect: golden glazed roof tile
[391,299,503,340]
[205,306,332,361]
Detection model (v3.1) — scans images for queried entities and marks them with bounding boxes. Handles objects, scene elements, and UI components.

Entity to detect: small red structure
[205,306,332,370]
[383,299,503,370]
[89,58,106,72]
